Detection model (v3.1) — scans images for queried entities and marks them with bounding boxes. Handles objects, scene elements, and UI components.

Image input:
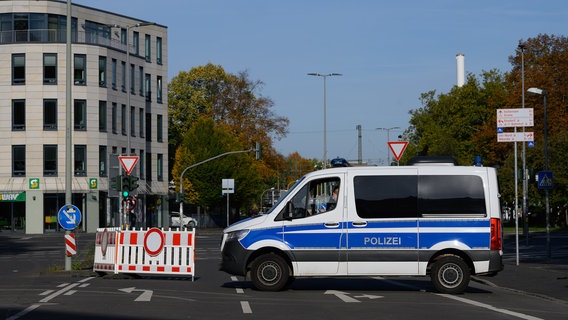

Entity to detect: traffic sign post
[119,156,139,175]
[57,204,82,231]
[387,141,409,164]
[537,171,553,190]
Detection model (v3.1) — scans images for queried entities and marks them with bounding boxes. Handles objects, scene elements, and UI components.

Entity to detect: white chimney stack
[456,53,465,87]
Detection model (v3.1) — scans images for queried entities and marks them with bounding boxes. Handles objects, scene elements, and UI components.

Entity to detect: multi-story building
[0,1,169,234]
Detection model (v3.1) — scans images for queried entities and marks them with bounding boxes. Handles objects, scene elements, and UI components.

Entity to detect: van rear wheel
[431,255,470,294]
[250,254,289,291]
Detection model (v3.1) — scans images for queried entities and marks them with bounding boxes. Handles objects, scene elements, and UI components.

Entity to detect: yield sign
[119,156,139,175]
[388,141,409,161]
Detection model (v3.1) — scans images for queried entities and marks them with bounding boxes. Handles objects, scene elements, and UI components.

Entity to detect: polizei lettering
[364,236,402,246]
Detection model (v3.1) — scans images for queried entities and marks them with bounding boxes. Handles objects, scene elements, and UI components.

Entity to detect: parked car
[169,212,198,228]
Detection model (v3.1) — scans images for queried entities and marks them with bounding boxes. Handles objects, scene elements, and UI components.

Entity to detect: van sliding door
[347,169,419,275]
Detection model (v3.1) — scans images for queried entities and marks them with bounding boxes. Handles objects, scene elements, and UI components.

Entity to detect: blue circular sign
[57,204,82,230]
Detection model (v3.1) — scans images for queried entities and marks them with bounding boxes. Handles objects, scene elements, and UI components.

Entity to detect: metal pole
[323,76,327,169]
[543,94,550,258]
[65,0,73,271]
[308,73,341,169]
[519,43,529,243]
[126,27,131,154]
[226,193,230,227]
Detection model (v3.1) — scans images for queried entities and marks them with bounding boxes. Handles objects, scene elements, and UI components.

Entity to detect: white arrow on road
[355,294,383,300]
[325,290,384,303]
[324,290,360,303]
[119,287,153,302]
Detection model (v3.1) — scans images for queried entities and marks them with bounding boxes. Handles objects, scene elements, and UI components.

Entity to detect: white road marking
[241,301,252,314]
[438,294,543,320]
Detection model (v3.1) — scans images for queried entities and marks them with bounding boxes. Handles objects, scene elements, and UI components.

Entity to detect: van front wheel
[250,254,289,291]
[431,255,470,294]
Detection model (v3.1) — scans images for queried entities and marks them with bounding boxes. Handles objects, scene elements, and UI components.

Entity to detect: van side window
[277,177,340,220]
[419,175,486,216]
[354,176,417,219]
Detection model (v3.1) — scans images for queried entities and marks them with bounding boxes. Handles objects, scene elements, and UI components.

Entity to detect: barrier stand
[93,227,121,273]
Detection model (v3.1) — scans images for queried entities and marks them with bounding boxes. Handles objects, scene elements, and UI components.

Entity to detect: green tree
[168,64,289,216]
[405,34,568,227]
[171,117,261,213]
[404,70,508,165]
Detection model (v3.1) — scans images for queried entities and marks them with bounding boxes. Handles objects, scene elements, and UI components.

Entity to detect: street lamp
[376,127,400,165]
[527,87,550,258]
[307,73,342,168]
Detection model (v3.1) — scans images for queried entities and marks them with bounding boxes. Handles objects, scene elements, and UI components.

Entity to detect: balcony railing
[0,29,136,54]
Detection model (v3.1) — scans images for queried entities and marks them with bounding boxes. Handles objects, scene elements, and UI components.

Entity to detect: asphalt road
[0,229,567,320]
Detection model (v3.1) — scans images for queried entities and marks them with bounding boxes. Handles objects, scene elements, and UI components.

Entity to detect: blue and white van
[220,157,503,294]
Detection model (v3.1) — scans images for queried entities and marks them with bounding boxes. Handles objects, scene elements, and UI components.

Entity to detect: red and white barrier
[93,227,195,280]
[93,227,121,272]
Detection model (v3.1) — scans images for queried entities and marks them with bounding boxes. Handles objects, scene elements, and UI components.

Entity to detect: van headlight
[226,229,250,242]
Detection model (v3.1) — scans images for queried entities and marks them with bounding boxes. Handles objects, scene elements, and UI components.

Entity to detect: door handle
[324,222,340,228]
[352,221,367,227]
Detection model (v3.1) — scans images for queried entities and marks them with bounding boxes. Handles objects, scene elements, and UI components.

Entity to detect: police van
[220,157,503,294]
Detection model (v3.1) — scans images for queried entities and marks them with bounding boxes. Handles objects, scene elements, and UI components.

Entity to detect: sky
[75,0,568,165]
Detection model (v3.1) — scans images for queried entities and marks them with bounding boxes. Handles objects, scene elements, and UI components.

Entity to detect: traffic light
[121,175,131,197]
[255,142,262,160]
[129,175,139,190]
[110,174,121,191]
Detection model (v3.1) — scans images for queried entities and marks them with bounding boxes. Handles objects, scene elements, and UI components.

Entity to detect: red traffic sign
[118,156,139,175]
[122,196,137,211]
[388,141,409,161]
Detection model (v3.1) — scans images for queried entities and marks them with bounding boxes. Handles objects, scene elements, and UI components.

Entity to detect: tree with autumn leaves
[404,34,568,227]
[168,63,290,220]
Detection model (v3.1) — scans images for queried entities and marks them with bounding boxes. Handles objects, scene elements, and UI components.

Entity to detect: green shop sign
[0,192,26,202]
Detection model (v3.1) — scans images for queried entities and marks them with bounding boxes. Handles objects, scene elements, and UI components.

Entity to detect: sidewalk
[473,231,568,303]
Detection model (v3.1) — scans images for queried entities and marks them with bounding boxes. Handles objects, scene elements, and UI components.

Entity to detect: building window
[121,61,126,92]
[99,145,107,177]
[157,76,163,103]
[130,106,136,137]
[12,53,25,85]
[12,99,25,131]
[145,34,151,62]
[44,145,58,176]
[130,64,135,94]
[139,108,144,138]
[157,154,164,181]
[120,28,127,45]
[133,31,140,55]
[145,113,152,141]
[145,73,151,101]
[139,66,144,96]
[12,145,26,177]
[157,114,163,142]
[74,54,86,85]
[99,101,107,132]
[121,104,127,135]
[44,99,57,130]
[156,37,162,64]
[43,53,57,84]
[112,102,117,134]
[74,145,87,176]
[74,100,86,131]
[99,56,107,87]
[145,152,152,182]
[111,58,117,89]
